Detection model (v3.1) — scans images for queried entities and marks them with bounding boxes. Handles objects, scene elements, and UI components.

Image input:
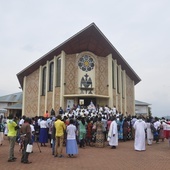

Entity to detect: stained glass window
[78,55,94,72]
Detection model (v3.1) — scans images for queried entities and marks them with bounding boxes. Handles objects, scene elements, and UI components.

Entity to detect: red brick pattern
[1,137,170,170]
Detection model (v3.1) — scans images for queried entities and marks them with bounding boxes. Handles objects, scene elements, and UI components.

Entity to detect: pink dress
[159,124,165,139]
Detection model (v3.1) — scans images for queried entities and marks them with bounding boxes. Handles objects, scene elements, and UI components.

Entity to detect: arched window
[42,67,46,95]
[56,57,61,87]
[49,62,54,91]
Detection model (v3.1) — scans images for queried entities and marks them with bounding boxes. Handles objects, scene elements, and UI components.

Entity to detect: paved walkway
[0,136,170,170]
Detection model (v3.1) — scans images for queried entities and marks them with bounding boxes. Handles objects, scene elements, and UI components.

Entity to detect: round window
[78,55,94,72]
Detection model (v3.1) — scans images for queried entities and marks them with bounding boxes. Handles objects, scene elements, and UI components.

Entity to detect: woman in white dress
[146,118,153,145]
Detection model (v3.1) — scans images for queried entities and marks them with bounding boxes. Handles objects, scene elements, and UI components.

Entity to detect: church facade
[17,23,141,117]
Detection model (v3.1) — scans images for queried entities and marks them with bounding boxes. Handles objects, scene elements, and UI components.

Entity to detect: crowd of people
[0,103,170,164]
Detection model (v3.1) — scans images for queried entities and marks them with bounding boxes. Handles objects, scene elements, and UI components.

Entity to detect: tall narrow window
[49,62,54,91]
[122,70,126,98]
[112,61,114,89]
[117,66,119,93]
[56,57,61,87]
[121,71,124,98]
[42,67,46,95]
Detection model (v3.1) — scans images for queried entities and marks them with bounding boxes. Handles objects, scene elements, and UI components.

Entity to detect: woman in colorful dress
[78,117,87,148]
[159,121,165,142]
[117,116,124,141]
[86,118,93,146]
[123,118,129,142]
[95,117,105,148]
[91,119,97,146]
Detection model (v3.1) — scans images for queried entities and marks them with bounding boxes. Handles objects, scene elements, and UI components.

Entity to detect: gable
[17,23,141,88]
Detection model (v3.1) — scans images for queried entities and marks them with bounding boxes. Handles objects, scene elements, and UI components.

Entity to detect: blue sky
[0,0,170,117]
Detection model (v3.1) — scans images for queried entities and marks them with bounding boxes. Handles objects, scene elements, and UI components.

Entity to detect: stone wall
[25,69,39,117]
[96,56,108,96]
[65,54,78,94]
[126,74,134,114]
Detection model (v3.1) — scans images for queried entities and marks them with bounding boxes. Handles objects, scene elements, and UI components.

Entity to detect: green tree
[148,107,152,117]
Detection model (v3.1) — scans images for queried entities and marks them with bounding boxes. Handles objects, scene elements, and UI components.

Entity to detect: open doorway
[78,98,96,108]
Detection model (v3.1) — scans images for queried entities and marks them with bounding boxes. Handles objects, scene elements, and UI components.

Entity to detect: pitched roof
[0,92,22,103]
[135,100,151,106]
[4,103,22,110]
[17,23,141,88]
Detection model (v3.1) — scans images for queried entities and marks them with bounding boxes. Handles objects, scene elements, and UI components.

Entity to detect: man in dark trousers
[20,117,32,164]
[7,114,19,162]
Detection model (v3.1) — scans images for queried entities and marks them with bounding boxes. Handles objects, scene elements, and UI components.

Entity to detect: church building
[17,23,141,117]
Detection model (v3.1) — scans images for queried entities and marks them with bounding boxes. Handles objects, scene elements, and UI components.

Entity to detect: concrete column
[122,70,126,113]
[107,54,113,108]
[37,66,42,116]
[132,81,135,115]
[45,61,49,112]
[114,60,118,110]
[22,76,26,116]
[118,65,122,112]
[52,56,57,109]
[60,51,66,109]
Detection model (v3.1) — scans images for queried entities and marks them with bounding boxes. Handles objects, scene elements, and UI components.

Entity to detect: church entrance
[78,97,96,108]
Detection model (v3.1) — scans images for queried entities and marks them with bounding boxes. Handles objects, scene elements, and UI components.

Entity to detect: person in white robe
[146,118,153,145]
[107,116,118,149]
[133,115,147,151]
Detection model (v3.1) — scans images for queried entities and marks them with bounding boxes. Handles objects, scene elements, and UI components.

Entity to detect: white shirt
[131,118,137,126]
[30,124,35,135]
[66,124,77,140]
[113,107,116,114]
[154,121,161,130]
[39,120,48,128]
[19,119,25,126]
